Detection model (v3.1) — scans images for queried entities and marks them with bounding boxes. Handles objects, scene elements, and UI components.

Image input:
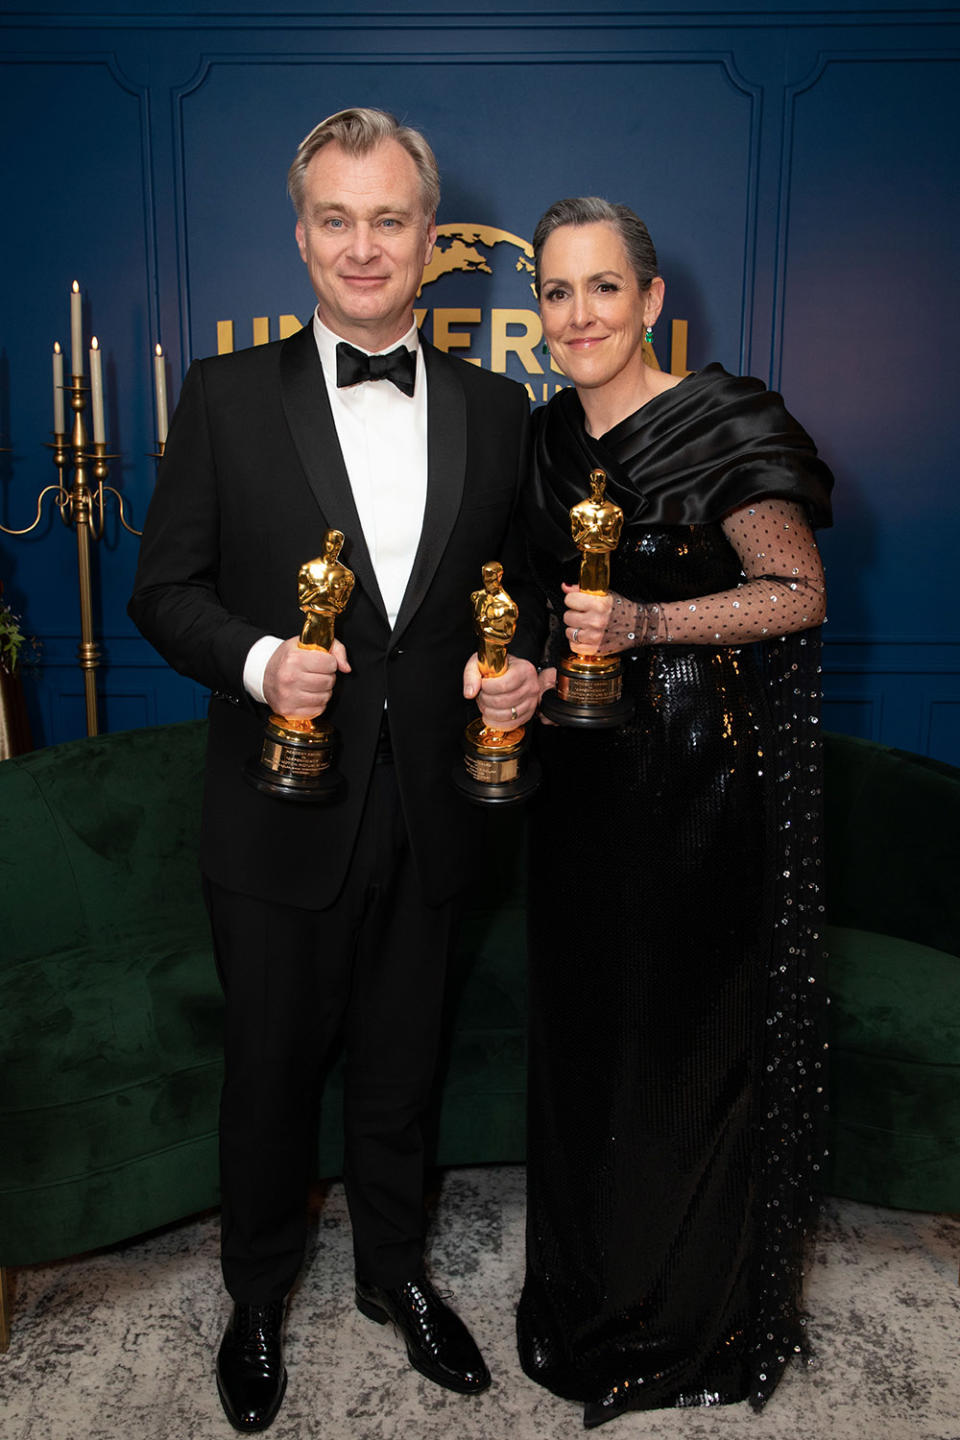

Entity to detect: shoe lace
[235,1302,283,1359]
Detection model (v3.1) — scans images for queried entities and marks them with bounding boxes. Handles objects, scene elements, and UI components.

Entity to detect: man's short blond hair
[288,107,440,220]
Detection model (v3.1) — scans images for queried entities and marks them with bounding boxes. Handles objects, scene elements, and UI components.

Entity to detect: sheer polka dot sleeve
[604,499,826,649]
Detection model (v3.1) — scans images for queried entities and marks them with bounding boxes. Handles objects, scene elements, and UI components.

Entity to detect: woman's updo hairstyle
[532,196,659,298]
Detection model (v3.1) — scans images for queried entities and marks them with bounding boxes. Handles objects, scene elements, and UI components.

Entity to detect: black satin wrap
[516,366,832,1419]
[525,363,833,564]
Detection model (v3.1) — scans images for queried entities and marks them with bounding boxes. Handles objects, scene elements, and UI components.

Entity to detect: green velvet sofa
[2,722,958,1347]
[821,732,960,1212]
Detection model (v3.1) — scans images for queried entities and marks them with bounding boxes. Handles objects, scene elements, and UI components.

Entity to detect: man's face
[295,139,437,351]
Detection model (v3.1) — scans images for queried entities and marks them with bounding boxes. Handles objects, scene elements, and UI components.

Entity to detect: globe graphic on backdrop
[415,222,568,398]
[418,224,537,299]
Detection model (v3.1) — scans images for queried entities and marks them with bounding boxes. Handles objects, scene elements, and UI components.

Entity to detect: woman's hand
[563,583,643,655]
[562,583,613,654]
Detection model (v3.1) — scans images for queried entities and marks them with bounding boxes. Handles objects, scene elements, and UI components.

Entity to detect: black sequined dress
[517,366,834,1422]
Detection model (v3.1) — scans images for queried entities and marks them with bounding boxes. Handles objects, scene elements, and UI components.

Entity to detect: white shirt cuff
[243,635,284,705]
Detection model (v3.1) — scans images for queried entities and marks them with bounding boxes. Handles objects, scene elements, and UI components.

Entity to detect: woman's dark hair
[532,196,659,297]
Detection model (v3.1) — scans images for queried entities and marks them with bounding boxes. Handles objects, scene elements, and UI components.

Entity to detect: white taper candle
[89,337,105,443]
[70,281,83,378]
[53,342,65,434]
[154,343,169,445]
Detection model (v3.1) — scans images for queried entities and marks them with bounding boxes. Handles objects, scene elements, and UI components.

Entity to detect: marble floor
[1,1168,958,1440]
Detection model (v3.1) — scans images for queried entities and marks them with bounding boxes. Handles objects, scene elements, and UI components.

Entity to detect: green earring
[644,326,654,345]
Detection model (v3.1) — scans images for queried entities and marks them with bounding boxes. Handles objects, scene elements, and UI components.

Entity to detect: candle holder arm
[101,486,142,538]
[0,485,70,536]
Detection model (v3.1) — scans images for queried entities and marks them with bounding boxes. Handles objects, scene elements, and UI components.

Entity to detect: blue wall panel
[780,51,960,638]
[1,3,957,764]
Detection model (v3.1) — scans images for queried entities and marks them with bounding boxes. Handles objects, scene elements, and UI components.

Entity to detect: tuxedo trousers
[204,747,455,1303]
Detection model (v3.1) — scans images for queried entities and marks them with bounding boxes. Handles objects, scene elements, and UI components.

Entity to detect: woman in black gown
[516,197,833,1427]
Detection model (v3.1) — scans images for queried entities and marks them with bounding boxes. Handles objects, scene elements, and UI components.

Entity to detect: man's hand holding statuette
[462,654,540,730]
[263,635,351,719]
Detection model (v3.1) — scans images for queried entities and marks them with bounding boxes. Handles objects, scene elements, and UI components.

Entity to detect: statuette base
[452,717,541,806]
[540,654,634,729]
[244,716,343,803]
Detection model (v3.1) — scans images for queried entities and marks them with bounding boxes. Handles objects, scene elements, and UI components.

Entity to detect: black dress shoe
[216,1301,287,1432]
[355,1275,491,1394]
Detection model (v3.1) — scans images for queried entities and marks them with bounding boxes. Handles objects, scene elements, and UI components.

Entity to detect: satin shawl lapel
[278,323,387,621]
[393,338,466,643]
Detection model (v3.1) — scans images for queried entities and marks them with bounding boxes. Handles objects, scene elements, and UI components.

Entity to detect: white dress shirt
[243,311,429,703]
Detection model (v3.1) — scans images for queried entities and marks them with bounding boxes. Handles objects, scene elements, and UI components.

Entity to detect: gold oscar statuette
[539,468,635,728]
[244,530,355,802]
[453,560,541,806]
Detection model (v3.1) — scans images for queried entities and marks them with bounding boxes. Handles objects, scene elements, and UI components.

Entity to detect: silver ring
[572,628,580,642]
[510,706,518,722]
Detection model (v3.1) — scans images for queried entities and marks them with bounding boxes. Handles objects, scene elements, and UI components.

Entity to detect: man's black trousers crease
[204,754,455,1305]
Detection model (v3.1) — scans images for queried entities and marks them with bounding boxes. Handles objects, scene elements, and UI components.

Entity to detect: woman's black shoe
[355,1276,491,1394]
[583,1390,632,1428]
[216,1301,287,1432]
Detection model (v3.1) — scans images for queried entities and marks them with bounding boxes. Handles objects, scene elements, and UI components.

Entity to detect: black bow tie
[335,341,416,398]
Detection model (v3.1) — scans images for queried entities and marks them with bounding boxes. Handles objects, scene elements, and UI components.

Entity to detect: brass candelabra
[0,374,145,738]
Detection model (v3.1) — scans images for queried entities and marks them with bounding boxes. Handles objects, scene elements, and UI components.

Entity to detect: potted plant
[0,581,35,757]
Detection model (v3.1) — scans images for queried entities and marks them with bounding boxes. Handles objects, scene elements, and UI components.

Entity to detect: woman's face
[538,222,662,393]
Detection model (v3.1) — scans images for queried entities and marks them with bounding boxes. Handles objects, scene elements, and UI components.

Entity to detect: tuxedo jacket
[129,323,540,909]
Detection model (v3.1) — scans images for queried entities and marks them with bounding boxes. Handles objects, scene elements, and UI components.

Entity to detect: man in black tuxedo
[129,107,540,1433]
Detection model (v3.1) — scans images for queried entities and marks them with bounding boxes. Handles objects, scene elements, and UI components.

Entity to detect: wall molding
[3,5,956,31]
[171,48,759,367]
